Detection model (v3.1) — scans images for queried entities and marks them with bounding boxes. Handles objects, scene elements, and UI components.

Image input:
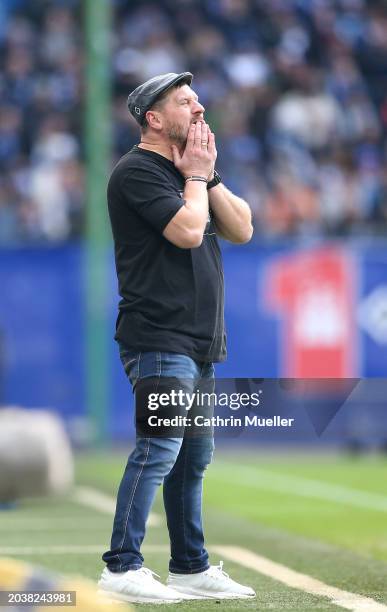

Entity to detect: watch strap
[207,170,222,190]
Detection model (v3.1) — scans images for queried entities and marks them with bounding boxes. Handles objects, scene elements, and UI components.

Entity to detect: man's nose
[193,100,205,115]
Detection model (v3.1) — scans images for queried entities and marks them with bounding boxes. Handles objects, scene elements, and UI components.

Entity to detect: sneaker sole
[97,589,183,604]
[167,585,256,600]
[171,592,210,600]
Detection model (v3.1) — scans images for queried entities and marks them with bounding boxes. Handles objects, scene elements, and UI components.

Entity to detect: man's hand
[207,125,217,181]
[172,121,216,179]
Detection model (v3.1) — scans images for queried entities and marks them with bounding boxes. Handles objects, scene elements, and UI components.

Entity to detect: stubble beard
[165,119,189,147]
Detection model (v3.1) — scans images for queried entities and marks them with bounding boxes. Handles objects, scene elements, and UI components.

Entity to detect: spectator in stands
[0,0,386,242]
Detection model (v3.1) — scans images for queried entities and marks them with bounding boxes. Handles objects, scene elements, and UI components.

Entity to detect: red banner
[265,247,356,377]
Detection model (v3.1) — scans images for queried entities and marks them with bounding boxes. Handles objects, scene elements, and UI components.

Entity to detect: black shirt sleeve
[121,163,184,234]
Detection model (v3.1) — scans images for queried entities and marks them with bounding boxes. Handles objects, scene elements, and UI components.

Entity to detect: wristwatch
[207,170,222,190]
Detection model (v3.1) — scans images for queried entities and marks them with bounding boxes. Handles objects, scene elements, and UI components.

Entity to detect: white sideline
[214,463,387,513]
[0,517,110,531]
[71,486,163,527]
[213,546,387,612]
[0,545,169,555]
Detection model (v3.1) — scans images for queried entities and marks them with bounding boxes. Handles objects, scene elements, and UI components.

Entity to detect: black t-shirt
[107,145,226,363]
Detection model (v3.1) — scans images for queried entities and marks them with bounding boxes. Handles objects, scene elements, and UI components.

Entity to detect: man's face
[161,84,205,145]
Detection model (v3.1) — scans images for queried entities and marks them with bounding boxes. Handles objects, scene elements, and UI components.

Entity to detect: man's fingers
[208,130,216,157]
[201,123,209,148]
[187,123,196,149]
[194,120,203,148]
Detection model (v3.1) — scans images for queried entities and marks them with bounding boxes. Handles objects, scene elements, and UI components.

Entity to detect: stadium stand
[0,0,386,242]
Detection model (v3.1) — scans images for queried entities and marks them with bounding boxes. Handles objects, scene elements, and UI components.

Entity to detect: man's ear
[145,110,163,131]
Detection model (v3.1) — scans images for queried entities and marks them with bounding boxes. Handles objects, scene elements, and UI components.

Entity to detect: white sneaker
[98,567,183,604]
[167,561,256,599]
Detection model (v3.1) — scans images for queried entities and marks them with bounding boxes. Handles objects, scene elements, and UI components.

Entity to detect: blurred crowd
[1,0,387,243]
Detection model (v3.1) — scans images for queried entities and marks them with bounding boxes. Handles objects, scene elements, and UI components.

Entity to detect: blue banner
[0,240,386,440]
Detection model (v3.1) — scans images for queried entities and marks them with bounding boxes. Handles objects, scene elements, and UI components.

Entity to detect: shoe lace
[207,560,229,580]
[136,567,161,581]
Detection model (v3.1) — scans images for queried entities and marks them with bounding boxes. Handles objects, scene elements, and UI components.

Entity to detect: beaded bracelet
[185,175,208,183]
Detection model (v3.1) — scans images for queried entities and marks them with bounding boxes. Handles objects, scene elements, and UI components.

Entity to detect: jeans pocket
[119,348,140,386]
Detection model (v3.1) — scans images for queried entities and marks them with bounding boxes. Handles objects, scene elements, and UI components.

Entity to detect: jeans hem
[168,564,210,575]
[107,563,143,573]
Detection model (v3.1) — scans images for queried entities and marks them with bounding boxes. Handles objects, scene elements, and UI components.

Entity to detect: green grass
[1,450,387,610]
[205,454,387,562]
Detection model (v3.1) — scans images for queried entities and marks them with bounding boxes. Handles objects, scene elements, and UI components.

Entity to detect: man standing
[99,72,254,604]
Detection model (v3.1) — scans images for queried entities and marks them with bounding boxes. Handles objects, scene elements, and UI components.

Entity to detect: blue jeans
[102,348,215,574]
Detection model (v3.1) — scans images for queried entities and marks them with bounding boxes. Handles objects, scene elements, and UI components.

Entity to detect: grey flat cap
[127,72,193,125]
